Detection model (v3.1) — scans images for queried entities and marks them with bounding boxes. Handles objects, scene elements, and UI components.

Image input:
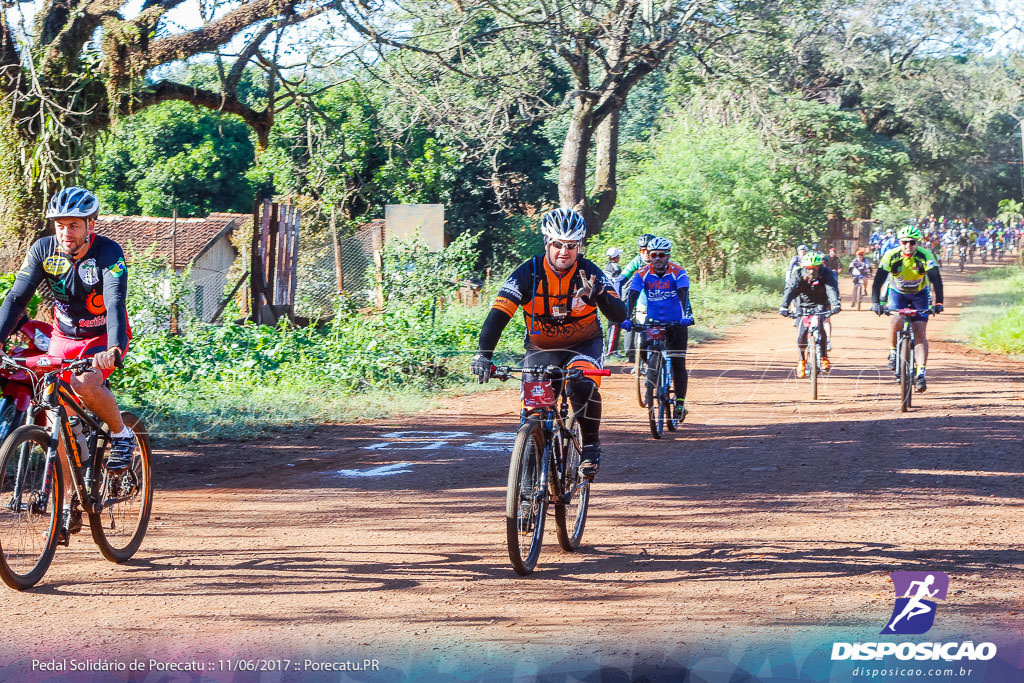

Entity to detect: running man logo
[881,571,949,635]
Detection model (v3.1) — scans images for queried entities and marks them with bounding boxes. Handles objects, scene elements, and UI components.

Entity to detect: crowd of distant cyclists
[470,209,1023,483]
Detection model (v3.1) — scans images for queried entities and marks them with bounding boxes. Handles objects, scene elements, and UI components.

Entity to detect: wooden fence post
[332,206,343,294]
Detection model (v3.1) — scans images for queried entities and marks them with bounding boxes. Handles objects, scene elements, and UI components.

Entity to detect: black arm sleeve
[596,287,627,324]
[824,271,841,309]
[677,287,693,317]
[627,289,640,317]
[781,278,797,308]
[927,267,943,304]
[870,267,889,303]
[0,260,44,345]
[476,308,512,359]
[102,266,130,351]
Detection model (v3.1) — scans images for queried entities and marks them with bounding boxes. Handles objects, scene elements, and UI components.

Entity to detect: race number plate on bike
[522,381,556,407]
[645,327,667,341]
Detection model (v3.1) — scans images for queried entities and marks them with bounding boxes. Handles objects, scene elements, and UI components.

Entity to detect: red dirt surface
[1,261,1022,679]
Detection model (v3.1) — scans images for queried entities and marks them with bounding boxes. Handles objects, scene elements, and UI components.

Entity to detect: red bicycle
[0,319,52,442]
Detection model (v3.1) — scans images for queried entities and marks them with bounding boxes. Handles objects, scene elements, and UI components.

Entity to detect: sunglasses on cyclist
[549,240,580,251]
[900,239,917,245]
[649,251,669,259]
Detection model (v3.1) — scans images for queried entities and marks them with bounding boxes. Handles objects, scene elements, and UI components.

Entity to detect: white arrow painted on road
[334,463,414,478]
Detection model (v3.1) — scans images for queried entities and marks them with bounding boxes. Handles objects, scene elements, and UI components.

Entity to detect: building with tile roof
[96,212,248,322]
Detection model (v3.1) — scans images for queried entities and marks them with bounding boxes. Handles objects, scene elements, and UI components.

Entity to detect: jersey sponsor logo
[85,290,105,315]
[78,258,99,286]
[78,315,107,328]
[107,257,127,278]
[499,276,522,300]
[42,255,72,276]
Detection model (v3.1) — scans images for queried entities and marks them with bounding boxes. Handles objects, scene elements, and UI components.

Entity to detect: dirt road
[2,262,1022,681]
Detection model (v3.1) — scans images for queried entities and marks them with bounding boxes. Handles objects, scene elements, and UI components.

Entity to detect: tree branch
[143,0,325,70]
[124,79,273,147]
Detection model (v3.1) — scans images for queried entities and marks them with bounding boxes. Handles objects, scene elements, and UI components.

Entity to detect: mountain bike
[489,363,609,576]
[633,321,686,439]
[0,354,153,590]
[787,305,832,401]
[957,246,967,273]
[850,274,868,310]
[886,307,931,413]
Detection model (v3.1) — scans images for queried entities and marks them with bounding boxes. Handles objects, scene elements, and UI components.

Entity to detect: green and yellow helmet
[897,226,922,242]
[800,252,825,267]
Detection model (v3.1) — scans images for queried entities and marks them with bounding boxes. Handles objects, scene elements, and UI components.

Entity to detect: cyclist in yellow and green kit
[870,226,944,393]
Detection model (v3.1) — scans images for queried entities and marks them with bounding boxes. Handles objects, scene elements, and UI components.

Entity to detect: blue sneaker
[105,431,137,471]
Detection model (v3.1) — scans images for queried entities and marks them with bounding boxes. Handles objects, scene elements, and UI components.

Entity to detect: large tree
[0,0,340,257]
[340,0,715,235]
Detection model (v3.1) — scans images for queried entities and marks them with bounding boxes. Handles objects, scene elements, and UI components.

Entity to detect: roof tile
[95,213,247,268]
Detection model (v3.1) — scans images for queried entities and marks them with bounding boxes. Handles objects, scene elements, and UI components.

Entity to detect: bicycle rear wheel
[634,342,647,408]
[506,418,547,575]
[0,425,61,590]
[899,338,912,412]
[554,417,589,552]
[89,412,153,563]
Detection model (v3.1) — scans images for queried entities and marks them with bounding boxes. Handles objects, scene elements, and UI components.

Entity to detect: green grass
[949,264,1024,356]
[124,381,484,444]
[118,257,786,444]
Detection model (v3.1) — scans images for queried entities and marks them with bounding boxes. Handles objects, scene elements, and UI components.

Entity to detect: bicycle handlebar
[632,319,692,330]
[885,307,932,316]
[489,364,611,381]
[787,308,833,319]
[0,354,93,375]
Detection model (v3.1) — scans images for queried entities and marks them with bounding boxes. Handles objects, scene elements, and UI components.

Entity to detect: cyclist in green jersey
[870,226,944,393]
[622,233,654,358]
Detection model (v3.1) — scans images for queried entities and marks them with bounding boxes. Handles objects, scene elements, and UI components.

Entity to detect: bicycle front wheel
[554,417,589,552]
[664,356,678,432]
[899,338,912,412]
[647,352,663,439]
[809,339,819,401]
[506,418,547,575]
[89,412,153,563]
[0,425,61,590]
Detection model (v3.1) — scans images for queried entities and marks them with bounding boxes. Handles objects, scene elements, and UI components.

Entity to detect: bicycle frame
[494,364,606,502]
[6,357,121,517]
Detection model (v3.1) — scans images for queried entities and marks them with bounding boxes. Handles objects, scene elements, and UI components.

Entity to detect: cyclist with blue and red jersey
[621,236,694,420]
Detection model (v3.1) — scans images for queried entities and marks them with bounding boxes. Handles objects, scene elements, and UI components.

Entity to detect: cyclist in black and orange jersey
[471,208,626,477]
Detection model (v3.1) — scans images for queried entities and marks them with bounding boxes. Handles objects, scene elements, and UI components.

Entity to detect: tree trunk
[0,120,44,269]
[588,107,620,236]
[558,98,595,212]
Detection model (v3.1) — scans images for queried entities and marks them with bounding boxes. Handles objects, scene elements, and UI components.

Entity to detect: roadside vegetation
[100,240,784,444]
[951,265,1024,356]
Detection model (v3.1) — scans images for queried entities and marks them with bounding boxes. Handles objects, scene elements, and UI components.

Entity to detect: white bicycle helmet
[647,236,672,252]
[46,187,99,219]
[540,208,587,242]
[606,247,622,259]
